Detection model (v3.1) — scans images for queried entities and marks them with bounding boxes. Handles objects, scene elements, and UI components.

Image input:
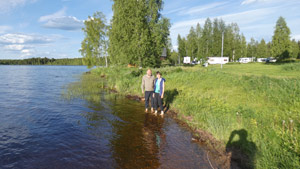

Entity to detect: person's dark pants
[154,93,164,111]
[145,91,154,109]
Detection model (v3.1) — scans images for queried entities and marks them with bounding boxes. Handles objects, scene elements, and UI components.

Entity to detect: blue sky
[0,0,299,59]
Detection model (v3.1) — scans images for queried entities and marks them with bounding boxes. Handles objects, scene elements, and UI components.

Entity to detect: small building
[239,57,254,63]
[183,56,191,64]
[160,48,167,60]
[207,57,229,65]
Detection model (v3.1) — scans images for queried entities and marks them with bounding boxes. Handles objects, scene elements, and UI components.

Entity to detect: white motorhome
[183,56,191,64]
[207,57,229,65]
[239,57,253,63]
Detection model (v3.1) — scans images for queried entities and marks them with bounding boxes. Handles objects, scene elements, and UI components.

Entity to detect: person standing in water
[153,71,165,116]
[141,69,155,112]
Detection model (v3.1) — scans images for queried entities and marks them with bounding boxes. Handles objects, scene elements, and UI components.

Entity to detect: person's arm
[161,81,165,98]
[141,76,145,94]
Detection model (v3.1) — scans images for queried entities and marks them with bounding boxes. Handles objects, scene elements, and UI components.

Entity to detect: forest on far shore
[0,57,83,65]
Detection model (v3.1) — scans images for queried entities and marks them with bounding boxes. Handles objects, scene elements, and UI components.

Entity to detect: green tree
[212,18,226,56]
[290,39,299,59]
[239,34,247,59]
[177,34,186,64]
[109,0,170,67]
[298,41,300,59]
[169,51,178,65]
[186,26,197,60]
[202,18,213,57]
[80,11,108,68]
[195,23,204,59]
[271,16,291,60]
[247,38,258,58]
[257,39,268,58]
[226,23,240,61]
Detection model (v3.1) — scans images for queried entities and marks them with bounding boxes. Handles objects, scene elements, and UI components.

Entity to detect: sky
[0,0,300,59]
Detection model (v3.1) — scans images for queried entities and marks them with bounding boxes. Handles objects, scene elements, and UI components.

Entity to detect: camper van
[239,58,253,63]
[207,57,229,65]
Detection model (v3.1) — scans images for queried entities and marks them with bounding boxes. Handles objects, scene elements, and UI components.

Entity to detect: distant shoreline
[0,57,84,66]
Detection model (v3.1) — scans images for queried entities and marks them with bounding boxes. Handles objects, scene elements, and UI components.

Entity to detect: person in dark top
[153,71,166,116]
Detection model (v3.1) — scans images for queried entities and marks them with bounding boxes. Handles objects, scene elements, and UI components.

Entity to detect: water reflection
[64,73,216,169]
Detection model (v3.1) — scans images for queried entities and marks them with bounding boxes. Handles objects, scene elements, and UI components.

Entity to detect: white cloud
[242,0,261,5]
[181,1,228,15]
[42,16,84,30]
[0,26,12,34]
[241,0,296,5]
[163,7,187,15]
[0,33,57,58]
[170,7,277,44]
[0,33,53,44]
[0,0,36,13]
[4,44,25,50]
[292,34,300,41]
[39,7,83,30]
[39,7,67,22]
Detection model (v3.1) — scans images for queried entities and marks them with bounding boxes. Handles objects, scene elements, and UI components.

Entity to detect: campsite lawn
[91,63,300,169]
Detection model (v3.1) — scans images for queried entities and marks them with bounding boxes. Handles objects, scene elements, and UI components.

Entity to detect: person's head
[147,69,152,76]
[156,71,162,78]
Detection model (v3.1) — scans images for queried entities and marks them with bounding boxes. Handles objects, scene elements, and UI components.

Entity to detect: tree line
[80,1,300,68]
[0,57,83,65]
[177,16,300,63]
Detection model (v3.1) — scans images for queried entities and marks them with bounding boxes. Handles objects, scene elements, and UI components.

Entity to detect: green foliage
[130,69,143,77]
[80,11,108,68]
[109,0,170,67]
[0,57,83,65]
[281,62,300,71]
[91,63,300,168]
[178,18,250,62]
[290,39,299,59]
[271,16,291,60]
[178,16,300,63]
[257,39,268,58]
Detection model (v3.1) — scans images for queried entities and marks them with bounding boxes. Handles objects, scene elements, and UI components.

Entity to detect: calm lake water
[0,65,216,169]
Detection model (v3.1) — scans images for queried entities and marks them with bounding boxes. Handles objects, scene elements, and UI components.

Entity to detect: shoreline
[89,64,300,169]
[109,85,232,168]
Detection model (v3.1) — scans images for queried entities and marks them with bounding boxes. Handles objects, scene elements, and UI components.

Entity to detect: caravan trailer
[183,56,191,64]
[239,58,253,63]
[207,57,229,65]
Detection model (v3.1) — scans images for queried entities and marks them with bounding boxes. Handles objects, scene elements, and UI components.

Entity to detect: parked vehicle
[239,57,253,63]
[266,57,277,63]
[257,58,266,62]
[202,62,208,67]
[207,57,229,64]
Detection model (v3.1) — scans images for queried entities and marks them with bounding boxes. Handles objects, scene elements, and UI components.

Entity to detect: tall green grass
[91,63,300,168]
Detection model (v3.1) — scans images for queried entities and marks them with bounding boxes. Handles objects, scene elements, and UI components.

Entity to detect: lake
[0,65,216,169]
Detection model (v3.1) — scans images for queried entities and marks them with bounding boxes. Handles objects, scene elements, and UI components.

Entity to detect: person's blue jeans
[154,93,164,111]
[145,91,154,109]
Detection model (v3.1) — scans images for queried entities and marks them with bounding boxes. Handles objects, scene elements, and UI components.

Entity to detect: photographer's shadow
[226,129,257,169]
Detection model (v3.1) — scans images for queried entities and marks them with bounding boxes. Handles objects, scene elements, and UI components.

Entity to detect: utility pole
[221,31,224,69]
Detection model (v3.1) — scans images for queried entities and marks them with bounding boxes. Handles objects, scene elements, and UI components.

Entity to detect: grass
[90,63,300,169]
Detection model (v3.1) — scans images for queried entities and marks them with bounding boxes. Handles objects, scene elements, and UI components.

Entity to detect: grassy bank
[90,63,300,169]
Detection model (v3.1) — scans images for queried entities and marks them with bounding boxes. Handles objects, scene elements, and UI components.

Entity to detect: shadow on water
[226,129,257,169]
[163,89,179,113]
